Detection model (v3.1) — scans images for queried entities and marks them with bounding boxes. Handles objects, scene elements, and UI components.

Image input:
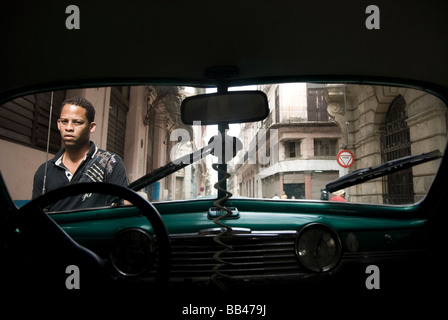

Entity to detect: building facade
[232,83,447,203]
[326,84,447,204]
[233,83,344,200]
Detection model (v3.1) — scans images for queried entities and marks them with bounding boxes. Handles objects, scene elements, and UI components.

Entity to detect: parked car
[1,1,447,317]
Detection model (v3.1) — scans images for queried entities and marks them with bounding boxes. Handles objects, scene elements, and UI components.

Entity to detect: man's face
[57,104,96,149]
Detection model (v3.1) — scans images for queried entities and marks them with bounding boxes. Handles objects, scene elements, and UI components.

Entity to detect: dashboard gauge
[110,228,156,277]
[295,223,342,272]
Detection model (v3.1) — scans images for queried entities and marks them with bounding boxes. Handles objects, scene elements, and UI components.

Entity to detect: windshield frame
[1,78,447,212]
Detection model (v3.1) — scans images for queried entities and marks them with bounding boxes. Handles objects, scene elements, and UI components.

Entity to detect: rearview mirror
[181,91,269,125]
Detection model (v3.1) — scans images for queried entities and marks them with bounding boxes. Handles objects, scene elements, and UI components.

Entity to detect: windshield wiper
[325,150,442,193]
[127,133,242,192]
[128,142,215,192]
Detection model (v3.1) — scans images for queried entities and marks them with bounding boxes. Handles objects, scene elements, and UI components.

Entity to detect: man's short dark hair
[60,96,95,123]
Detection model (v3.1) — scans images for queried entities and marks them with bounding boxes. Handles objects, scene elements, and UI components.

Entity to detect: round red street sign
[337,150,354,168]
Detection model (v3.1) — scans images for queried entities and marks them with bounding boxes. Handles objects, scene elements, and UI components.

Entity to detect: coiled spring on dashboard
[207,163,234,290]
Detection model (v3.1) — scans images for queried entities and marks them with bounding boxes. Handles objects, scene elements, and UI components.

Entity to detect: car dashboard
[48,198,430,295]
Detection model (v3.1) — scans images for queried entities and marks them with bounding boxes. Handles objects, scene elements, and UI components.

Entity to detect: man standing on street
[32,96,128,211]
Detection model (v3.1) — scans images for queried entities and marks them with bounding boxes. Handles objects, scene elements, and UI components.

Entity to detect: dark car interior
[1,1,447,317]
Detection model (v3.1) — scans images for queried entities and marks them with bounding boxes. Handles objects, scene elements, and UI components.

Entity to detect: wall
[327,85,447,203]
[124,86,148,183]
[0,139,53,200]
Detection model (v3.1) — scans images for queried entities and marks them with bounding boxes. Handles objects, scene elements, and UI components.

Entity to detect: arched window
[381,95,414,204]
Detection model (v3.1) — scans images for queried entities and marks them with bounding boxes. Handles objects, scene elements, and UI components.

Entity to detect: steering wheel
[17,182,171,292]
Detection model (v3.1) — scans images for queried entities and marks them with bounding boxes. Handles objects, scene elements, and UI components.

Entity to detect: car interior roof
[0,1,448,102]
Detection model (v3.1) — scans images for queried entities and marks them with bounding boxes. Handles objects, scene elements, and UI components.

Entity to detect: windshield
[0,83,446,208]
